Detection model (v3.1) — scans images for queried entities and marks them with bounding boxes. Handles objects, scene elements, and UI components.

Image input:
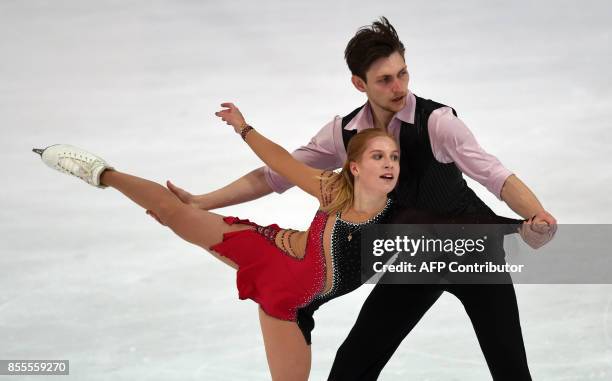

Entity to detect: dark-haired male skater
[157,17,555,380]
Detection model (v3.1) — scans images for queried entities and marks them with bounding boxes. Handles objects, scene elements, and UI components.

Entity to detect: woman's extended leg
[103,170,312,379]
[100,169,245,268]
[258,307,311,381]
[37,147,309,377]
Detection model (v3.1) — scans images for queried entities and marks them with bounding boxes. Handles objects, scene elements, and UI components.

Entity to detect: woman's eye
[392,154,399,161]
[373,154,382,159]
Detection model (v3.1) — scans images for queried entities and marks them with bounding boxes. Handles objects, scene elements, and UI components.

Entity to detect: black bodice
[296,198,393,344]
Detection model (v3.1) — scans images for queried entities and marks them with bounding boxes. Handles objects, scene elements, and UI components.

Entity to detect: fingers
[146,210,166,226]
[520,217,555,249]
[217,103,236,116]
[532,224,550,235]
[167,180,185,198]
[166,180,178,194]
[214,109,237,125]
[525,210,558,236]
[166,180,196,206]
[531,215,554,234]
[214,102,245,132]
[530,221,550,234]
[533,210,557,226]
[216,102,241,116]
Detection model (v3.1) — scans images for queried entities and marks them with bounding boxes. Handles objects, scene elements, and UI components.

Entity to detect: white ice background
[1,1,611,380]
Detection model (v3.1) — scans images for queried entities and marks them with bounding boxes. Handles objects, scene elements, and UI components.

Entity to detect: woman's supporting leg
[100,169,245,268]
[258,307,311,381]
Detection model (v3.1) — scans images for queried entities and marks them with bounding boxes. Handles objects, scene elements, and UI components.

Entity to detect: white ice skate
[33,144,114,188]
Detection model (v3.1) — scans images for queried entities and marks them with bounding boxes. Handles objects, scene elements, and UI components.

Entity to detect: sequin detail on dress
[295,198,393,344]
[210,199,393,345]
[210,211,328,323]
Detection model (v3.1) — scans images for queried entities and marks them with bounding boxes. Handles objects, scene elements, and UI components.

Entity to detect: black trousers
[328,281,532,380]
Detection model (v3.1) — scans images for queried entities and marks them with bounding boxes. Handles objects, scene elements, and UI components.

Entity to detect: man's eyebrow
[375,74,392,80]
[375,66,408,80]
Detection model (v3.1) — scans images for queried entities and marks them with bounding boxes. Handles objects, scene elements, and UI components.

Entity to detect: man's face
[354,51,409,114]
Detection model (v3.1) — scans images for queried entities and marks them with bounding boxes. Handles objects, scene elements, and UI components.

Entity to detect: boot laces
[57,153,103,183]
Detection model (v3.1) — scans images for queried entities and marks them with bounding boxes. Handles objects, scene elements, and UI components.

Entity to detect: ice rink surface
[1,1,611,379]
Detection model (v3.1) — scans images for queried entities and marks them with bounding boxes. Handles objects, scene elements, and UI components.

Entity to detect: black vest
[341,95,494,216]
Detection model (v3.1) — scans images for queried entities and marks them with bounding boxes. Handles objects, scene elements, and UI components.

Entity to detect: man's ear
[351,75,367,93]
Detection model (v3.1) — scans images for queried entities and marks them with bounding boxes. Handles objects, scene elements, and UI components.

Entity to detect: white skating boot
[33,144,114,188]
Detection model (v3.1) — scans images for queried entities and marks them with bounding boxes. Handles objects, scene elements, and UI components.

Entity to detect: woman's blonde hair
[320,128,398,214]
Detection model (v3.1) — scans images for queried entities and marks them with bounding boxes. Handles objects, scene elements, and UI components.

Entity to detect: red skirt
[210,215,327,321]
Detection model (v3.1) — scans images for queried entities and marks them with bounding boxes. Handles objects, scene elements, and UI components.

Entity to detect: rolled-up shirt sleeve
[263,117,344,193]
[428,107,513,200]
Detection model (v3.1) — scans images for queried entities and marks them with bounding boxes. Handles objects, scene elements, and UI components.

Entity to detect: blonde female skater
[35,103,399,380]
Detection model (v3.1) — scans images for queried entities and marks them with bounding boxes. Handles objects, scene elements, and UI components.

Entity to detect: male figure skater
[155,17,555,380]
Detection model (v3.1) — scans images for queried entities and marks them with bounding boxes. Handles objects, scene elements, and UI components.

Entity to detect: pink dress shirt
[264,91,512,200]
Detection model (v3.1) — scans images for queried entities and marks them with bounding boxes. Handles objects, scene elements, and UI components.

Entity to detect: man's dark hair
[344,17,405,82]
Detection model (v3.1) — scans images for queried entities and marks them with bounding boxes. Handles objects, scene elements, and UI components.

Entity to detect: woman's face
[350,136,400,195]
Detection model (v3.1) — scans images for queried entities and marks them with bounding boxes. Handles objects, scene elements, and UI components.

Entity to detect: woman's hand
[519,210,557,249]
[215,102,247,133]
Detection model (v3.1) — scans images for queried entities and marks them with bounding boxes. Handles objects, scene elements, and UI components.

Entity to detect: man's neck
[368,101,395,130]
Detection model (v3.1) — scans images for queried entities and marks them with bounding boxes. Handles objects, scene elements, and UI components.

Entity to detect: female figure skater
[34,103,399,380]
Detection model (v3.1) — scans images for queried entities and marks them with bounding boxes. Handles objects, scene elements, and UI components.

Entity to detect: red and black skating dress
[210,198,393,344]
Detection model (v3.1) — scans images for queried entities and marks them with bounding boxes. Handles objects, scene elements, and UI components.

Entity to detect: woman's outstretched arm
[215,102,328,203]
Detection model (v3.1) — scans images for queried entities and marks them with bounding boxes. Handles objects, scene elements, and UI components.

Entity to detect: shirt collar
[344,90,415,131]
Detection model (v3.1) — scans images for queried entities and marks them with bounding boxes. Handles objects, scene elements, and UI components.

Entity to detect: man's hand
[146,180,198,226]
[166,180,197,206]
[519,210,557,249]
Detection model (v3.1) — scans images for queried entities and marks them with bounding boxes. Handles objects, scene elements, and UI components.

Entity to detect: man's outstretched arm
[149,116,342,219]
[146,168,272,223]
[168,167,273,211]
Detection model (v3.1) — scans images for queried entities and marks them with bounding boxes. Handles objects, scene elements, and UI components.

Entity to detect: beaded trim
[253,225,304,260]
[336,198,392,226]
[279,229,301,259]
[254,224,277,242]
[319,170,335,207]
[316,198,392,301]
[291,210,329,320]
[316,216,341,300]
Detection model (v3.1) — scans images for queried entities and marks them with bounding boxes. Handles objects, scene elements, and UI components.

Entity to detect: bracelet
[240,124,254,141]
